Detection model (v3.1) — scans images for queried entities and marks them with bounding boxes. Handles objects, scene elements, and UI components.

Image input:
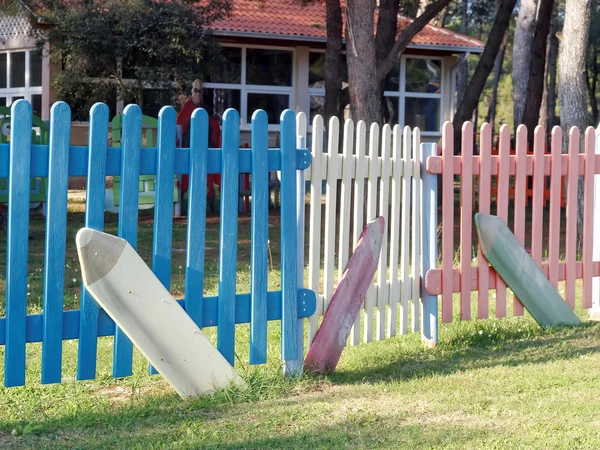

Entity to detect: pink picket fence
[424,122,598,323]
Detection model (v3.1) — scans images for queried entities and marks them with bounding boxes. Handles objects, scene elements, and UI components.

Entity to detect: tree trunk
[547,22,559,129]
[522,0,556,147]
[538,16,557,131]
[324,0,343,122]
[456,0,469,107]
[559,0,592,246]
[417,0,447,26]
[345,0,380,125]
[587,44,599,123]
[452,0,518,153]
[486,37,507,131]
[512,0,537,129]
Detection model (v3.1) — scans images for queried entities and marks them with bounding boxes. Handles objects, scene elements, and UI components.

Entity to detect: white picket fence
[297,113,424,346]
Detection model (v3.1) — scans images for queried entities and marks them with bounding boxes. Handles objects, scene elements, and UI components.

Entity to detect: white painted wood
[387,125,403,338]
[411,130,422,332]
[364,123,380,343]
[338,120,354,285]
[350,120,367,346]
[322,116,341,313]
[400,127,412,334]
[307,115,324,344]
[76,228,245,399]
[376,124,392,340]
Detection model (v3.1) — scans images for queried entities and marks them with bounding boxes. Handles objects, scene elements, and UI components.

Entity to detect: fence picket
[495,125,510,317]
[322,117,340,314]
[513,126,528,316]
[337,120,355,297]
[77,103,109,381]
[364,123,380,342]
[411,129,421,332]
[441,123,454,322]
[565,128,579,308]
[350,121,367,345]
[477,124,492,319]
[250,110,269,364]
[548,127,562,289]
[307,116,324,344]
[41,102,71,384]
[400,127,412,333]
[5,100,32,387]
[583,127,596,309]
[531,126,545,272]
[459,122,474,321]
[377,125,392,340]
[387,125,402,338]
[218,109,240,366]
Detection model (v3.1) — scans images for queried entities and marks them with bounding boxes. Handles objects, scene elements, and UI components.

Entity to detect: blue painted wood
[0,145,311,178]
[148,106,176,375]
[41,102,71,384]
[279,110,298,362]
[5,100,32,387]
[77,103,109,380]
[185,109,209,327]
[250,110,269,364]
[0,289,317,345]
[114,104,142,378]
[420,143,438,345]
[218,109,240,365]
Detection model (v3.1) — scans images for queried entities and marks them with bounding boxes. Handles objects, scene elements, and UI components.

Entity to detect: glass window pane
[30,51,42,87]
[405,59,441,93]
[10,52,25,88]
[404,97,440,132]
[247,92,289,124]
[10,96,24,104]
[31,94,42,117]
[385,64,400,92]
[203,88,241,121]
[0,97,6,107]
[207,47,242,84]
[309,52,325,87]
[0,54,6,88]
[309,94,324,123]
[383,96,400,125]
[246,49,292,86]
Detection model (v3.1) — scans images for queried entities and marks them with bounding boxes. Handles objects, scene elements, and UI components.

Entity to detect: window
[203,46,294,128]
[0,49,44,117]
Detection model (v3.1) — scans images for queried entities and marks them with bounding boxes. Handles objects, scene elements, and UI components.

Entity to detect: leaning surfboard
[304,216,385,374]
[76,227,246,398]
[474,213,580,327]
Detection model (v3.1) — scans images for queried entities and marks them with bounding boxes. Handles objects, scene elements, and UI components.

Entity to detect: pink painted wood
[303,217,384,374]
[477,124,492,319]
[495,125,510,317]
[565,127,579,309]
[531,127,545,271]
[441,122,454,323]
[583,127,596,309]
[513,125,528,316]
[460,122,474,321]
[548,127,562,289]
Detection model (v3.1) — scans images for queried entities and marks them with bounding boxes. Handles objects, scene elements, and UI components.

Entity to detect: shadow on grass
[328,322,600,385]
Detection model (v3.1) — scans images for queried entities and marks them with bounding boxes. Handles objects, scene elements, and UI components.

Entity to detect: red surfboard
[304,216,384,374]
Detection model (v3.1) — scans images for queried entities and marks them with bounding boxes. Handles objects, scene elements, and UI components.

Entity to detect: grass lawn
[0,196,599,449]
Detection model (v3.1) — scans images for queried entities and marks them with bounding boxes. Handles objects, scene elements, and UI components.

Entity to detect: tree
[9,0,232,120]
[342,0,452,125]
[512,0,537,129]
[324,0,344,121]
[452,0,517,152]
[521,0,556,146]
[586,0,600,124]
[559,0,593,243]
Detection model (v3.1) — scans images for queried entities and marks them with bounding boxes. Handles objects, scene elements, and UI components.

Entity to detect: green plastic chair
[110,114,178,210]
[0,106,48,205]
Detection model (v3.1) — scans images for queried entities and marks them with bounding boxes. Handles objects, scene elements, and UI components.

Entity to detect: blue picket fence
[0,99,315,387]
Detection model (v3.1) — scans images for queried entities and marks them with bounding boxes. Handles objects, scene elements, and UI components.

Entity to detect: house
[0,0,484,146]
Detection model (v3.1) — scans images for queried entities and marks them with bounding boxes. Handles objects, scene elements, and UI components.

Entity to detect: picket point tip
[279,108,295,124]
[158,105,176,121]
[251,109,267,123]
[191,107,208,121]
[89,102,109,121]
[50,101,71,117]
[222,108,240,124]
[11,98,31,116]
[123,103,142,117]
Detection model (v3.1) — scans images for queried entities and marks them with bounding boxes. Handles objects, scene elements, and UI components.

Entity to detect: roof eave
[210,30,484,54]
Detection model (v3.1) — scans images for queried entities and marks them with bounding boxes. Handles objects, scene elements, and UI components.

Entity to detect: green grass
[1,197,600,448]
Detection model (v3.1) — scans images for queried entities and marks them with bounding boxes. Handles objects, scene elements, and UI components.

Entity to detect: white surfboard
[76,227,246,398]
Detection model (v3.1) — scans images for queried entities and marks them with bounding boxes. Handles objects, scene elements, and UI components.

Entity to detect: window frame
[203,44,296,131]
[0,49,43,116]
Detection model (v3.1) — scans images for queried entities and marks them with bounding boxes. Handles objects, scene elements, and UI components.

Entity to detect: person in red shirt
[176,79,221,213]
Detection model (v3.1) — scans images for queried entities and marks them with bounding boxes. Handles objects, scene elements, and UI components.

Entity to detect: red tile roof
[211,0,485,52]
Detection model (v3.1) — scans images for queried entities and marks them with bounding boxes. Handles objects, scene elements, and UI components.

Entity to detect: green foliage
[24,0,232,119]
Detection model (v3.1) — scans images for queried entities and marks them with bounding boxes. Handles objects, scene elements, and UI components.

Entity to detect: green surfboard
[474,213,580,328]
